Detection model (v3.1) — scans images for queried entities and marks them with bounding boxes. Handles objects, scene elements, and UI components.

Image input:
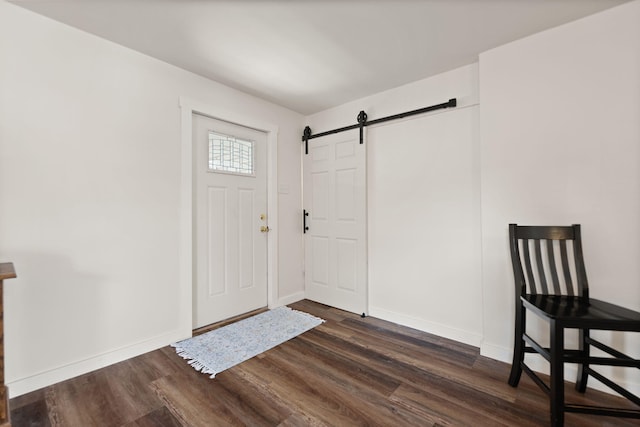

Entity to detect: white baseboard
[273,291,305,308]
[369,306,483,347]
[480,342,640,397]
[480,341,512,363]
[7,328,186,398]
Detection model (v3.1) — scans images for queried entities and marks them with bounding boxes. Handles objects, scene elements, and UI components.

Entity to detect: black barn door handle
[303,210,309,234]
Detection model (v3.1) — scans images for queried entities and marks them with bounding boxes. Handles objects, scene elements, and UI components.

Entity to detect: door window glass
[208,132,254,176]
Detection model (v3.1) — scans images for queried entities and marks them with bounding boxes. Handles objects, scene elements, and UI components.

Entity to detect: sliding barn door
[303,130,367,315]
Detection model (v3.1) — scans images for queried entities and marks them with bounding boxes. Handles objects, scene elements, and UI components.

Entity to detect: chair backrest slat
[509,224,588,298]
[534,239,549,294]
[522,239,537,295]
[559,240,574,296]
[546,240,562,294]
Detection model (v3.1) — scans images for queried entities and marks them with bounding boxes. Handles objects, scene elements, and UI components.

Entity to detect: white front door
[193,113,268,328]
[303,130,367,315]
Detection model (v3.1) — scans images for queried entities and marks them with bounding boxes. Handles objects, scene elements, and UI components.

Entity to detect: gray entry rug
[171,306,324,378]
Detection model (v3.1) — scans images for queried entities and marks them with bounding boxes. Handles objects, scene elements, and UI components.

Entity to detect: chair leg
[576,328,589,393]
[550,321,565,427]
[508,302,525,387]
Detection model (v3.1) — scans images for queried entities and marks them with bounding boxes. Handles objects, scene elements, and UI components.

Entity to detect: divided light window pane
[208,132,254,176]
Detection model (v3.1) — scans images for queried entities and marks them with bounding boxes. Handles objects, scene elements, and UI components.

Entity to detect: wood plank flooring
[9,300,638,426]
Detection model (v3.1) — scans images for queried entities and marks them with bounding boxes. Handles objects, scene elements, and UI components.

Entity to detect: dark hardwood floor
[10,300,638,426]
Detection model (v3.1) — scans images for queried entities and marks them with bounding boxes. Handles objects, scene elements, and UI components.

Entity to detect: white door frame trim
[178,96,279,338]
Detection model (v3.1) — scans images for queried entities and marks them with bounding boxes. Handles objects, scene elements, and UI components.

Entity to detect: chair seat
[522,294,640,330]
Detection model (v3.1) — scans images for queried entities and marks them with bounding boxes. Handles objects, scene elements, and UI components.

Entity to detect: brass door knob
[260,226,270,233]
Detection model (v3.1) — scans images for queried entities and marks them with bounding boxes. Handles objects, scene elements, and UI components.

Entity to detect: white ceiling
[9,0,630,115]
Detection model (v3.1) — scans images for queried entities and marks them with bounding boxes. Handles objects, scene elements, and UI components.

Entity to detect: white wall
[480,0,640,393]
[306,64,483,346]
[0,1,304,397]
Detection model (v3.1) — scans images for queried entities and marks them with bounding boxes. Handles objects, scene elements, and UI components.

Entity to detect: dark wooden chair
[508,224,640,426]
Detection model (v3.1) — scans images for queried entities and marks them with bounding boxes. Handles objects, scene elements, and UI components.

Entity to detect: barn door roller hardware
[302,98,457,154]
